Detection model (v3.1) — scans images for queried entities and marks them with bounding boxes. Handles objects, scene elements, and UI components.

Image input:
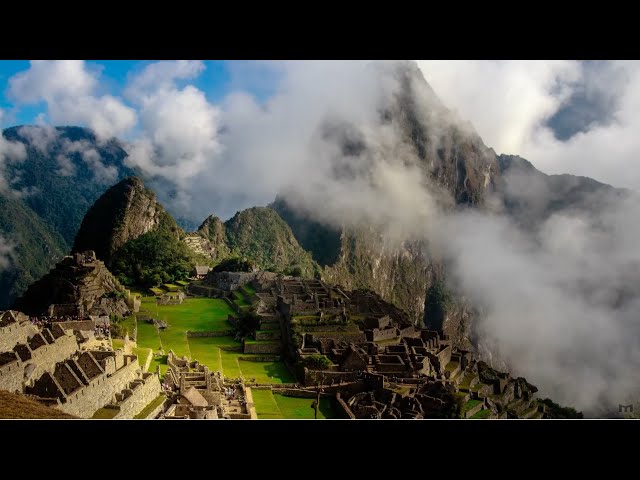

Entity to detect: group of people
[94,324,111,338]
[28,314,112,339]
[224,386,238,400]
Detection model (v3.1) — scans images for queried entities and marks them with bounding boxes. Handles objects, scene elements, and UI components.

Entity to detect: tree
[303,354,333,371]
[424,280,453,329]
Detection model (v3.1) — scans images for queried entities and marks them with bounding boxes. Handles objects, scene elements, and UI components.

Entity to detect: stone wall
[186,283,223,297]
[22,333,79,382]
[308,332,367,344]
[0,321,37,353]
[366,327,399,342]
[243,342,281,354]
[55,320,96,332]
[303,368,358,385]
[186,331,232,338]
[205,271,258,291]
[238,355,281,362]
[0,355,23,393]
[335,392,356,419]
[255,330,281,341]
[110,373,162,419]
[56,358,141,418]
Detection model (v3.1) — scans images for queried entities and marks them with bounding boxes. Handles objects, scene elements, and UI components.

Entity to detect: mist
[148,59,636,414]
[4,60,640,415]
[0,235,14,271]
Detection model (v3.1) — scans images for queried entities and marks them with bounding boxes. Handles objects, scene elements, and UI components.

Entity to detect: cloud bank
[3,60,640,414]
[416,60,640,192]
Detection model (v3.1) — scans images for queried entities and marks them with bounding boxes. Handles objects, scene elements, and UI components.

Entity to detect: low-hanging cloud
[3,60,640,415]
[416,60,640,192]
[0,234,15,271]
[0,134,27,196]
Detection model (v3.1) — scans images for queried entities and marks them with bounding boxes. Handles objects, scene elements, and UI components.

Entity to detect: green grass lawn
[175,280,190,287]
[460,399,483,417]
[470,409,492,419]
[134,394,166,419]
[149,287,164,296]
[112,338,124,350]
[120,315,137,337]
[233,290,250,306]
[92,408,118,419]
[241,283,256,295]
[251,389,283,419]
[133,347,152,370]
[136,321,162,351]
[139,297,234,332]
[163,284,181,292]
[251,390,335,419]
[130,295,294,385]
[237,360,295,383]
[275,394,335,419]
[149,355,168,376]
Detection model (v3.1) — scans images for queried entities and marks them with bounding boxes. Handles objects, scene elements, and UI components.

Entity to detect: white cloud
[0,135,27,196]
[124,60,205,100]
[124,62,222,195]
[415,60,640,192]
[0,235,14,271]
[8,60,136,140]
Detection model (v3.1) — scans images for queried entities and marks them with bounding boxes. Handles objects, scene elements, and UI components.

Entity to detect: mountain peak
[72,176,179,265]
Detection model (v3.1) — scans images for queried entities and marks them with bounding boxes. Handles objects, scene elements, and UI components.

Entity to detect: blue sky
[0,60,280,127]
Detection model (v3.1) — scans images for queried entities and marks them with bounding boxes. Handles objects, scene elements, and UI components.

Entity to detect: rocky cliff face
[73,177,180,265]
[224,207,318,277]
[183,207,319,277]
[13,254,131,317]
[191,215,230,262]
[273,61,500,343]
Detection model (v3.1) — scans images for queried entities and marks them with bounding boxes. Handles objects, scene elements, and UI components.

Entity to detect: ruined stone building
[13,250,140,318]
[162,351,257,419]
[0,309,162,419]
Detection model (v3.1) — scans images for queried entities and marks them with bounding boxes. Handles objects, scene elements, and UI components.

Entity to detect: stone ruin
[14,250,140,318]
[160,351,257,419]
[207,272,549,419]
[0,309,163,419]
[157,291,186,306]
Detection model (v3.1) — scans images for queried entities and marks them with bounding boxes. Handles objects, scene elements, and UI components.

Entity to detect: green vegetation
[0,194,67,309]
[537,398,583,419]
[129,296,293,384]
[460,399,483,417]
[175,280,189,287]
[303,354,333,370]
[133,347,152,370]
[470,409,492,419]
[211,257,256,273]
[163,283,181,292]
[134,394,166,419]
[92,408,119,419]
[224,207,318,277]
[112,229,196,287]
[424,280,454,329]
[233,290,250,306]
[251,390,335,419]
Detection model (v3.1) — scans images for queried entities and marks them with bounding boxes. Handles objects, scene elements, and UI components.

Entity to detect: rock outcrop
[72,177,180,265]
[13,251,133,317]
